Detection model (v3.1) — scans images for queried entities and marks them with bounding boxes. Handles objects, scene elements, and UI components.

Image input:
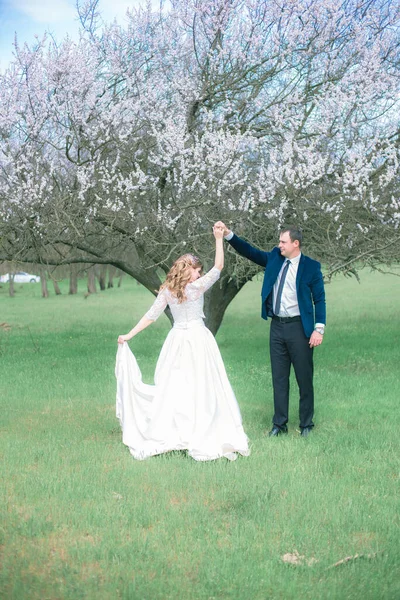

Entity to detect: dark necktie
[274,260,291,315]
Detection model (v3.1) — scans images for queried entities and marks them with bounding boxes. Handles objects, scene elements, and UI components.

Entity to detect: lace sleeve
[188,267,221,296]
[145,289,168,321]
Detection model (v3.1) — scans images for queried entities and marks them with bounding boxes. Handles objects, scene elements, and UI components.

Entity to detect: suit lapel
[273,255,285,283]
[296,254,305,292]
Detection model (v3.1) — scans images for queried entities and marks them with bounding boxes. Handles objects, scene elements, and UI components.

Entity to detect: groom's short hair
[281,225,303,248]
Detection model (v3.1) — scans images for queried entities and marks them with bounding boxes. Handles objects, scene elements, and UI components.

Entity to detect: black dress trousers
[269,318,314,429]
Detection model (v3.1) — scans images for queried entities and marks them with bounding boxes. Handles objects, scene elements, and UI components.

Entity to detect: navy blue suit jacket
[228,234,326,338]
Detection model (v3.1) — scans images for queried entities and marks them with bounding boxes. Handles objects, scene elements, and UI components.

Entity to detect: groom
[215,222,326,437]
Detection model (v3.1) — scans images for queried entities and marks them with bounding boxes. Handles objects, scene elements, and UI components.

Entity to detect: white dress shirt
[273,254,301,317]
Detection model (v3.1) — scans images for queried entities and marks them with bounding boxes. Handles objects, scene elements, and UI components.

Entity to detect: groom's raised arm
[214,221,271,267]
[226,233,270,268]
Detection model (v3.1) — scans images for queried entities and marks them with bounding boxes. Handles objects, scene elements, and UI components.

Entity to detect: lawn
[0,269,399,599]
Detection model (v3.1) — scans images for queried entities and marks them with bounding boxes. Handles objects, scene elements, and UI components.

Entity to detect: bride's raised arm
[213,225,224,271]
[188,227,224,296]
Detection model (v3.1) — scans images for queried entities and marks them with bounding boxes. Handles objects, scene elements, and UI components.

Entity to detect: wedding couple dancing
[116,222,326,461]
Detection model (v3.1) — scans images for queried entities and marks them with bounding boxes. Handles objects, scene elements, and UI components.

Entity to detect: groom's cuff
[224,231,234,241]
[315,323,325,330]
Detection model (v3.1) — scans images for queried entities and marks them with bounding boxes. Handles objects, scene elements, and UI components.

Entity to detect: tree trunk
[107,265,116,288]
[53,279,62,295]
[39,267,49,298]
[118,273,123,287]
[49,272,62,295]
[204,277,249,335]
[97,264,107,290]
[8,274,15,297]
[87,265,97,294]
[69,263,78,294]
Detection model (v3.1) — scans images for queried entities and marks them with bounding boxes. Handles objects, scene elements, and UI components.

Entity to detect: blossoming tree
[0,0,399,332]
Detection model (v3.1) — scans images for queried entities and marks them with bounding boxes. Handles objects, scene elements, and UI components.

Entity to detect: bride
[116,225,250,461]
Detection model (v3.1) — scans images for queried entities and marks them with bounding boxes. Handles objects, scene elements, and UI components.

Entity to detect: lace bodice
[145,267,221,325]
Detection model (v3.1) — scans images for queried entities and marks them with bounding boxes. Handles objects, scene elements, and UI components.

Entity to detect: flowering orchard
[0,0,399,331]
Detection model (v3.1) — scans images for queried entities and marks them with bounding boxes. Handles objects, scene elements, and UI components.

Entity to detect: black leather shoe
[300,427,313,437]
[268,425,288,437]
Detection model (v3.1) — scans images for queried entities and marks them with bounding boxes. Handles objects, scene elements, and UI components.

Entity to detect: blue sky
[0,0,154,71]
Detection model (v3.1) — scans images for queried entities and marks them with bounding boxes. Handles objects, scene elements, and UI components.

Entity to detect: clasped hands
[212,224,226,239]
[213,221,231,237]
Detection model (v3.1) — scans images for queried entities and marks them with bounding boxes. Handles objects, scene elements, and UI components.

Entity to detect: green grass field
[0,270,399,600]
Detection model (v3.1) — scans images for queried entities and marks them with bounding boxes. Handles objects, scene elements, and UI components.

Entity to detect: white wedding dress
[115,267,250,461]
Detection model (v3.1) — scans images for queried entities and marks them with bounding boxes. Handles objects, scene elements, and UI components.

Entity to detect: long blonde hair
[159,253,203,303]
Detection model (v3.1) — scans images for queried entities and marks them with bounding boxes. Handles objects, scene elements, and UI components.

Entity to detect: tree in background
[0,0,399,332]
